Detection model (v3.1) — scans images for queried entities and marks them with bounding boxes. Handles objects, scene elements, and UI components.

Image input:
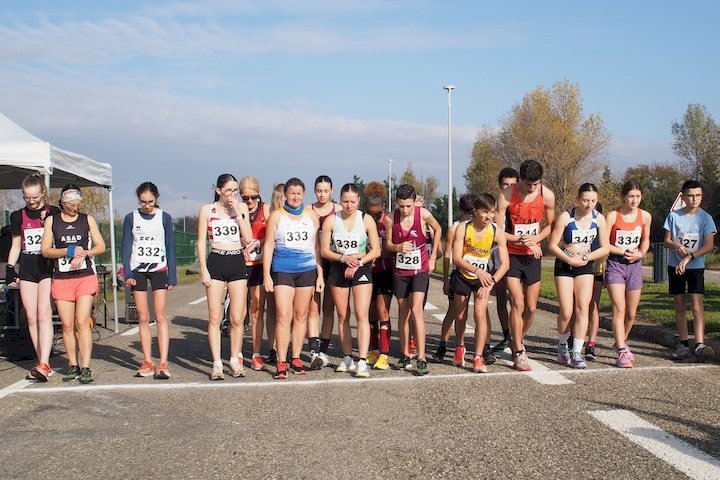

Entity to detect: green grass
[539,267,720,337]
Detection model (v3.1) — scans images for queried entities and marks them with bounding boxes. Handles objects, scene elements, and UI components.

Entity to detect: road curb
[429,272,719,360]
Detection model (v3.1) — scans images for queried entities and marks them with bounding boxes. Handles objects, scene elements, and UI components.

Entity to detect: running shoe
[63,365,81,382]
[290,358,307,375]
[26,369,36,381]
[695,343,715,360]
[355,360,370,378]
[274,361,287,380]
[230,361,246,378]
[570,352,587,369]
[154,362,171,379]
[557,345,570,365]
[394,355,412,370]
[453,346,466,367]
[616,351,633,368]
[34,363,51,382]
[670,343,690,361]
[415,359,429,375]
[512,352,532,372]
[585,345,596,361]
[483,346,497,365]
[431,344,447,363]
[251,356,266,371]
[266,349,278,364]
[335,355,355,373]
[135,360,156,378]
[373,354,389,370]
[210,364,225,381]
[409,338,419,356]
[318,352,332,368]
[492,338,510,352]
[613,343,635,361]
[473,356,488,373]
[79,367,94,384]
[366,351,380,365]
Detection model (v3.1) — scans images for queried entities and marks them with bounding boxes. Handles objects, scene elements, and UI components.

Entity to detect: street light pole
[388,159,393,207]
[444,85,455,229]
[181,196,187,232]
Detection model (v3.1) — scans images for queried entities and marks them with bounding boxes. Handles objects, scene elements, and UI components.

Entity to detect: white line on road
[424,302,437,310]
[0,379,32,399]
[189,296,207,305]
[121,327,140,336]
[495,350,573,385]
[588,409,720,480]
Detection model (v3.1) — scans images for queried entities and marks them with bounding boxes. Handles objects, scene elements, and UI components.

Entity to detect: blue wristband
[67,245,76,257]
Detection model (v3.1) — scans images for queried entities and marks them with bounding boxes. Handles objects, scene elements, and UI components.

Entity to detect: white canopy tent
[0,112,120,332]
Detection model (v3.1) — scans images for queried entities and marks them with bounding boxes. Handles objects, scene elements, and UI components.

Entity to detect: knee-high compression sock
[379,321,391,354]
[320,338,331,354]
[308,337,320,353]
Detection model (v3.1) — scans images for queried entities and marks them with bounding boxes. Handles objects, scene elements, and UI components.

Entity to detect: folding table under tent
[0,111,120,332]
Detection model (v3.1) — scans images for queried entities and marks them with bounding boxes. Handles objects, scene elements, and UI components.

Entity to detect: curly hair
[364,181,386,208]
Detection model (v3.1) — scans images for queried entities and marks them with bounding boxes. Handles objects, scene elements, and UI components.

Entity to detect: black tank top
[52,212,94,279]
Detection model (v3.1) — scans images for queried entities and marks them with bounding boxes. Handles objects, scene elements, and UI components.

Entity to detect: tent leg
[108,187,119,333]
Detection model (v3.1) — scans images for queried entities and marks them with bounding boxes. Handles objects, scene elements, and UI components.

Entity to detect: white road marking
[0,379,32,399]
[588,409,720,480]
[495,350,573,385]
[424,302,437,310]
[121,327,140,336]
[189,296,207,305]
[433,313,445,321]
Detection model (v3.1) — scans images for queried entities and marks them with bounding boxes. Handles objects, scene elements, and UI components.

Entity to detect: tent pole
[108,187,119,333]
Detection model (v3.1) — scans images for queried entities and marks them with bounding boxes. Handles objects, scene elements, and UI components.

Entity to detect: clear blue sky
[1,1,718,218]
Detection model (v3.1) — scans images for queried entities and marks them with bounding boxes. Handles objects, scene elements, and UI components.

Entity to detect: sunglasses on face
[242,195,259,201]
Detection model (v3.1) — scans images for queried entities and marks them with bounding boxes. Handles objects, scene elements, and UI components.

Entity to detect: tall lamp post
[444,85,455,229]
[387,159,393,207]
[181,196,187,232]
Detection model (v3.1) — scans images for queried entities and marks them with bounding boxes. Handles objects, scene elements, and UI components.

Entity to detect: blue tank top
[563,208,598,250]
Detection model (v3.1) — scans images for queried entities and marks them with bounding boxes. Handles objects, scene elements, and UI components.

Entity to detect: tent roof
[0,112,112,189]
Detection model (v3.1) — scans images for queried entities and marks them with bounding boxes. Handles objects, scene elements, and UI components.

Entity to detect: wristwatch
[581,254,588,262]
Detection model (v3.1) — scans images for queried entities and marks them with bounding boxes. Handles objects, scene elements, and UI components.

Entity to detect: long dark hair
[214,174,238,202]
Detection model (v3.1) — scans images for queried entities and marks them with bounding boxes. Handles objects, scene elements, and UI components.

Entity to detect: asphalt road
[0,276,718,479]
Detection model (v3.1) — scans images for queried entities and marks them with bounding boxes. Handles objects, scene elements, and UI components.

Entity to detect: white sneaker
[355,360,369,378]
[210,363,225,380]
[319,352,331,367]
[335,355,355,373]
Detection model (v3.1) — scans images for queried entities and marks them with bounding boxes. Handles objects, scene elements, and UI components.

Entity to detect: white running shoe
[335,355,355,373]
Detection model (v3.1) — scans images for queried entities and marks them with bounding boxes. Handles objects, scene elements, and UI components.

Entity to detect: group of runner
[6,160,715,383]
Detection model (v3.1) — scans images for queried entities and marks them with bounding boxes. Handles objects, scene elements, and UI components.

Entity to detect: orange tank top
[506,184,545,255]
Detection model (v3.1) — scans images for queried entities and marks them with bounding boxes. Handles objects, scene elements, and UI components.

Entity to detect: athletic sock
[588,341,596,347]
[559,332,570,346]
[320,338,330,354]
[379,321,391,354]
[230,357,240,367]
[572,337,584,354]
[681,340,689,348]
[370,320,379,351]
[252,353,261,358]
[213,360,223,368]
[308,337,320,353]
[502,329,510,340]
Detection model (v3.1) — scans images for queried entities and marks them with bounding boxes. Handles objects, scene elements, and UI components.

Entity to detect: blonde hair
[21,173,49,206]
[271,183,285,211]
[240,176,261,193]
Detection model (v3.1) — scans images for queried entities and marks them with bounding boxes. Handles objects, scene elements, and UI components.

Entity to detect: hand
[125,278,137,287]
[263,276,274,293]
[477,285,492,300]
[201,271,212,288]
[73,246,87,258]
[344,255,360,268]
[5,264,18,286]
[168,285,174,291]
[676,257,690,275]
[476,270,494,288]
[623,249,642,263]
[443,280,450,296]
[521,234,539,247]
[227,194,239,211]
[428,254,437,272]
[675,244,689,257]
[70,257,84,270]
[565,254,587,268]
[401,241,414,253]
[316,275,325,293]
[344,265,359,279]
[530,244,542,259]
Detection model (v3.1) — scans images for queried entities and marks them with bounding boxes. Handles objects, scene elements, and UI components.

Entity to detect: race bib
[678,232,700,253]
[247,243,263,262]
[571,228,597,246]
[463,255,488,276]
[23,227,44,253]
[133,238,163,263]
[333,233,360,255]
[285,225,312,249]
[514,222,539,237]
[211,219,240,244]
[395,249,421,270]
[58,256,74,273]
[615,229,641,249]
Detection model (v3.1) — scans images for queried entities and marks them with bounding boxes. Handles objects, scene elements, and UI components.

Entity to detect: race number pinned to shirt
[333,233,360,255]
[211,218,241,244]
[463,255,488,277]
[514,222,539,237]
[133,238,163,263]
[395,249,421,270]
[285,224,312,249]
[615,228,641,250]
[247,244,262,262]
[678,232,699,253]
[571,228,597,247]
[23,227,44,253]
[58,256,75,273]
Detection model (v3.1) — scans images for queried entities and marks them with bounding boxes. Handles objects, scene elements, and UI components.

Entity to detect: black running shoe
[431,344,447,363]
[585,345,596,361]
[483,346,497,365]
